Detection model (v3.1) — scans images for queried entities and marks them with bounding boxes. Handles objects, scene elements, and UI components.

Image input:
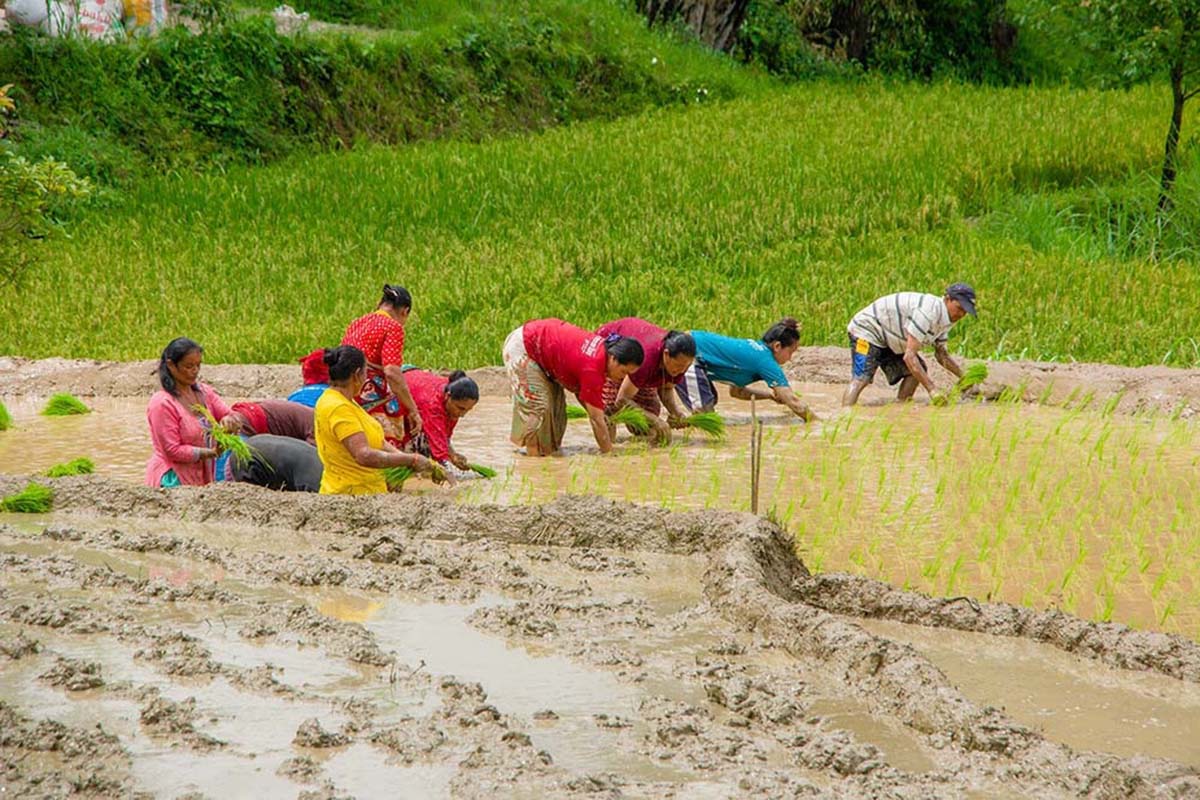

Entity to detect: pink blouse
[144,383,232,487]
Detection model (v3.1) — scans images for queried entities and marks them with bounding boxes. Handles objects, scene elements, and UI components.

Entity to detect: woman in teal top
[678,318,816,421]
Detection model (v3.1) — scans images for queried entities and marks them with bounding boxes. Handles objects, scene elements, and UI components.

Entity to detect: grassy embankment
[1,80,1195,367]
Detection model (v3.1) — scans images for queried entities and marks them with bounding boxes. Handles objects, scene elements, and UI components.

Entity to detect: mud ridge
[793,572,1200,684]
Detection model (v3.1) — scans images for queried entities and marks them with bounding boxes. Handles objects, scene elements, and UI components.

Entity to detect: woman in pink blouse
[144,337,239,487]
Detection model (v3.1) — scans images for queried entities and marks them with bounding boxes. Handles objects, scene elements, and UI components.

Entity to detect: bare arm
[343,432,429,470]
[585,403,615,454]
[729,385,774,402]
[659,385,691,426]
[934,342,963,380]
[612,376,640,408]
[383,364,422,435]
[772,386,816,421]
[903,334,937,396]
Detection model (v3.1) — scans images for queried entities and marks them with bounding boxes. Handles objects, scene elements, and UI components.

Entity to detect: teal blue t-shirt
[690,331,790,388]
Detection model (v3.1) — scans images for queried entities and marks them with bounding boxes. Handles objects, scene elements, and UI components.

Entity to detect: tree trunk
[638,0,751,52]
[1157,58,1186,217]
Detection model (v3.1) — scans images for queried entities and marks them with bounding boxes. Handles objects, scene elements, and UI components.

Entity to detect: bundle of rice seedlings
[382,466,414,489]
[468,463,497,478]
[956,363,989,390]
[609,405,651,435]
[1,482,53,513]
[565,405,588,420]
[0,400,11,431]
[42,393,90,416]
[682,411,725,439]
[45,458,95,477]
[191,405,254,466]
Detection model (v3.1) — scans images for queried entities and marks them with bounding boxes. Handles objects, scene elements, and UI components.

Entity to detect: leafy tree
[1025,0,1199,215]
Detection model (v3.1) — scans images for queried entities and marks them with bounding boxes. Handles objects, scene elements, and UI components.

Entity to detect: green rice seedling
[565,405,589,420]
[0,400,11,431]
[1,482,53,513]
[468,463,497,478]
[192,405,255,466]
[682,411,725,439]
[956,363,989,391]
[383,466,414,488]
[42,393,90,416]
[609,405,651,435]
[45,458,95,477]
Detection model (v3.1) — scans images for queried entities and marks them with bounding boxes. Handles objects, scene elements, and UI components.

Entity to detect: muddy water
[858,617,1200,769]
[3,385,1200,641]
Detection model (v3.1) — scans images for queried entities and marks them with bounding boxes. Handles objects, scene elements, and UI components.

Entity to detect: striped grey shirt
[848,292,951,355]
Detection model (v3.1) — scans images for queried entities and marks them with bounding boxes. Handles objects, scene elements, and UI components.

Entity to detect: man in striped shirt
[842,283,977,406]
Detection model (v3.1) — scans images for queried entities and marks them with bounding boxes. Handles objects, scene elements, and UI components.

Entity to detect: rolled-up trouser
[503,327,567,453]
[674,363,718,412]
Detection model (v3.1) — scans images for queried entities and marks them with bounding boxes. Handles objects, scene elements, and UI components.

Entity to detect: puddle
[319,741,455,800]
[358,597,695,781]
[859,617,1200,768]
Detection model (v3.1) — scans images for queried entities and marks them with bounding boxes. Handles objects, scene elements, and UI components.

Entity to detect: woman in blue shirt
[678,318,816,422]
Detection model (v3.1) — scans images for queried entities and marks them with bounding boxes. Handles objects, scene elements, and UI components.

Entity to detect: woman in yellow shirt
[315,345,439,494]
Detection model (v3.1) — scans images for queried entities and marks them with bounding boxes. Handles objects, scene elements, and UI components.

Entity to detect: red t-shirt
[596,317,683,390]
[401,370,458,462]
[342,311,405,368]
[523,319,608,408]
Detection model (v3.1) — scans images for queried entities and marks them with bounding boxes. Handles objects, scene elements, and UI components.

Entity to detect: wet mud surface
[1,480,1198,798]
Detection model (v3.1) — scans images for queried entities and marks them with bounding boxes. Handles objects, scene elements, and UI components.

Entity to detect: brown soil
[1,476,1198,798]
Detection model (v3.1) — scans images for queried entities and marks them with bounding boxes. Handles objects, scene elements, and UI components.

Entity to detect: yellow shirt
[314,388,389,495]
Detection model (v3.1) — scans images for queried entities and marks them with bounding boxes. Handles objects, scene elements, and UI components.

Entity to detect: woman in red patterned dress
[340,284,422,444]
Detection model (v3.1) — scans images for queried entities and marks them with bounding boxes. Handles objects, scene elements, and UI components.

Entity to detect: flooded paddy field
[2,354,1200,797]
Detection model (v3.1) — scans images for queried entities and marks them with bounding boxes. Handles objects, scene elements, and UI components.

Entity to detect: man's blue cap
[946,283,977,316]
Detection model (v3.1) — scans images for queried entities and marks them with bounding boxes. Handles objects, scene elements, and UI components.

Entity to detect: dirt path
[2,477,1198,798]
[5,349,1200,415]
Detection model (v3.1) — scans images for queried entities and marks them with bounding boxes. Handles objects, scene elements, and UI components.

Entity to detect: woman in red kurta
[340,284,420,445]
[399,369,479,469]
[144,337,239,487]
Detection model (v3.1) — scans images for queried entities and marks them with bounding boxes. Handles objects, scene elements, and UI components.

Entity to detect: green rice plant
[382,466,414,489]
[0,400,11,431]
[191,405,254,466]
[609,406,651,436]
[0,482,53,513]
[41,393,90,416]
[956,363,989,390]
[683,411,726,440]
[468,463,497,478]
[565,405,589,420]
[45,458,95,477]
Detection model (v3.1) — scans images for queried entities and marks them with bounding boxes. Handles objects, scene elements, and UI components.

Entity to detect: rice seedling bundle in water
[566,405,588,420]
[0,400,11,431]
[42,393,90,416]
[192,405,255,466]
[609,405,651,435]
[683,411,725,439]
[1,482,53,513]
[469,463,497,478]
[45,458,95,477]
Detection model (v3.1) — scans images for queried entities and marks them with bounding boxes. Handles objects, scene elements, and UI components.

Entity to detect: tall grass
[0,82,1195,367]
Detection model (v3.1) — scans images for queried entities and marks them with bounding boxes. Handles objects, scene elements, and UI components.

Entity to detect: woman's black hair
[380,284,412,311]
[157,337,203,396]
[762,317,800,348]
[603,335,645,367]
[444,370,480,402]
[662,330,696,359]
[324,345,366,383]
